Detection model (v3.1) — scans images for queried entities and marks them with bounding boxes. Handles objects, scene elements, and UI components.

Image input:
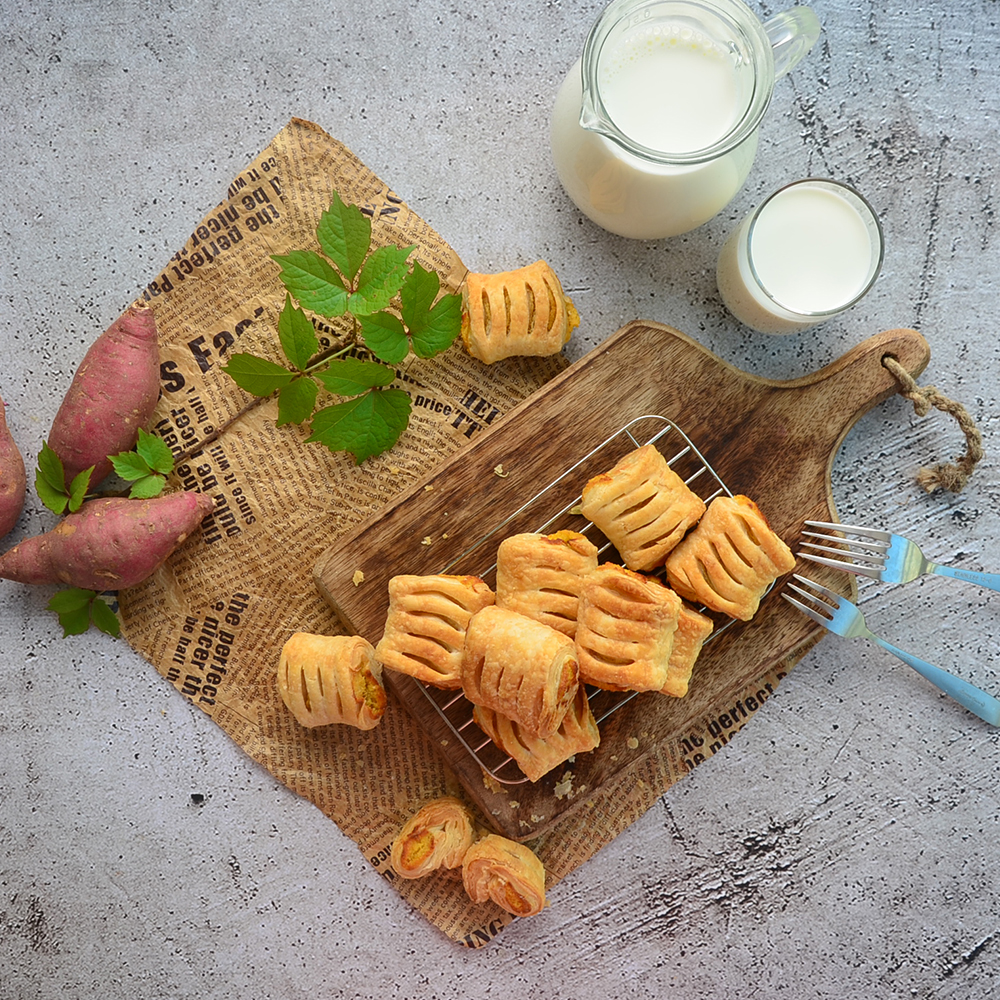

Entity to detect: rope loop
[882,354,984,493]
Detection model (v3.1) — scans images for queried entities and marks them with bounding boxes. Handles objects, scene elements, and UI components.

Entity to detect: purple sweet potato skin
[0,395,27,538]
[48,304,161,487]
[0,491,215,590]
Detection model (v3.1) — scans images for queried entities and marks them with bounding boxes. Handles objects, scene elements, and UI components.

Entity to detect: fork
[783,574,1000,725]
[800,520,1000,593]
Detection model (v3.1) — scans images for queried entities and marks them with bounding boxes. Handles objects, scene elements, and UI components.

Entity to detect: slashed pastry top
[276,632,386,730]
[494,529,599,638]
[660,602,715,698]
[462,834,547,917]
[461,605,579,738]
[460,259,580,364]
[389,796,476,879]
[575,562,682,692]
[473,684,600,783]
[665,494,796,621]
[375,574,495,689]
[580,443,706,572]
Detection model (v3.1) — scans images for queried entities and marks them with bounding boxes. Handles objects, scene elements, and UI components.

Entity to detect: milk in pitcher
[551,24,756,239]
[550,0,821,239]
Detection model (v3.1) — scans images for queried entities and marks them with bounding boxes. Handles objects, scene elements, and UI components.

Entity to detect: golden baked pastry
[375,574,495,689]
[660,602,714,698]
[462,834,547,917]
[580,444,706,571]
[665,494,796,620]
[460,259,580,364]
[495,529,599,638]
[461,605,579,738]
[389,796,476,879]
[473,684,600,782]
[575,563,681,691]
[276,632,386,730]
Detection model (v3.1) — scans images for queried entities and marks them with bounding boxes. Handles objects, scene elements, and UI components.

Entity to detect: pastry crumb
[509,800,520,810]
[627,736,640,750]
[424,484,434,491]
[421,536,433,546]
[553,772,574,799]
[494,464,509,478]
[351,569,365,586]
[570,504,583,516]
[388,465,401,475]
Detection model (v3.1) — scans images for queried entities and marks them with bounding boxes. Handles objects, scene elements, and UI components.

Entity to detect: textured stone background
[2,1,998,997]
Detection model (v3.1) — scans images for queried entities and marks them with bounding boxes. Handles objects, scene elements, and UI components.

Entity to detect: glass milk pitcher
[550,0,821,239]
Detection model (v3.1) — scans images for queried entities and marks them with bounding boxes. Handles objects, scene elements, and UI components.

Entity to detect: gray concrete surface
[2,1,998,997]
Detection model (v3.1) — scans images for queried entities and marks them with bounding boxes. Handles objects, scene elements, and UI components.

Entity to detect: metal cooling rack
[409,415,738,785]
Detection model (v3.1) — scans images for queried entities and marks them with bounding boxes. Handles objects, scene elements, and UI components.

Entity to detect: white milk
[717,182,882,334]
[599,25,740,154]
[550,24,756,240]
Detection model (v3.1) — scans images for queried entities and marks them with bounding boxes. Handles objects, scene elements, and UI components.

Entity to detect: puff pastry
[460,260,580,364]
[495,529,599,638]
[389,796,476,879]
[461,605,579,738]
[660,602,715,698]
[375,574,495,689]
[276,632,386,730]
[665,494,796,620]
[575,563,681,692]
[462,834,547,917]
[580,444,706,571]
[473,684,600,782]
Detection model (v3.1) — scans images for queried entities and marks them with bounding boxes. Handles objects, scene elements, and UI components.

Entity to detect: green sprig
[222,191,462,464]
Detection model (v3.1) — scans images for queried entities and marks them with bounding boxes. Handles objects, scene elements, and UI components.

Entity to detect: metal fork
[783,574,1000,725]
[800,520,1000,593]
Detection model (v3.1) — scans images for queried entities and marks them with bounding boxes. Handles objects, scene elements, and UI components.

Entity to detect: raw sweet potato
[0,491,214,590]
[0,394,27,538]
[48,303,161,487]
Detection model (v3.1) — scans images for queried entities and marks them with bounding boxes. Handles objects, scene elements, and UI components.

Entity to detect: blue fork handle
[873,636,1000,726]
[930,564,1000,594]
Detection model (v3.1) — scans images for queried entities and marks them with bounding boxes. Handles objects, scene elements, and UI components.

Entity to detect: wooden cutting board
[313,321,930,840]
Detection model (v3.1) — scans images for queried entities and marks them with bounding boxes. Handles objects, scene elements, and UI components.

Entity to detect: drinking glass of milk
[716,178,885,334]
[550,0,821,240]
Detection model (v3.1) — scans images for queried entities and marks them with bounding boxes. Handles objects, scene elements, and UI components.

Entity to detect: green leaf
[272,250,349,318]
[315,358,397,397]
[135,429,175,476]
[110,450,152,481]
[128,474,167,499]
[36,469,69,516]
[277,293,320,370]
[90,598,121,637]
[349,244,414,316]
[316,192,372,282]
[276,377,320,426]
[48,587,97,613]
[67,468,92,513]
[223,353,298,397]
[54,604,92,636]
[360,311,410,365]
[36,441,67,494]
[308,388,412,464]
[48,588,121,637]
[401,263,462,358]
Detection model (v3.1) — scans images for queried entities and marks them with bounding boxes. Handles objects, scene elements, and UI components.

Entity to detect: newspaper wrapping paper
[117,118,799,946]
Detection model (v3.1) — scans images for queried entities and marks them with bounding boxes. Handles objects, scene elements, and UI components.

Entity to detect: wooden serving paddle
[314,322,930,840]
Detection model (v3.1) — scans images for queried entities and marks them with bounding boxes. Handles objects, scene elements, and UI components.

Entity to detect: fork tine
[798,550,883,580]
[791,573,847,603]
[801,530,890,554]
[801,539,887,563]
[785,579,837,614]
[804,520,892,542]
[782,592,832,627]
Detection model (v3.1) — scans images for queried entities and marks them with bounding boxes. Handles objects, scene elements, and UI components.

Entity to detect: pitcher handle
[763,6,821,79]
